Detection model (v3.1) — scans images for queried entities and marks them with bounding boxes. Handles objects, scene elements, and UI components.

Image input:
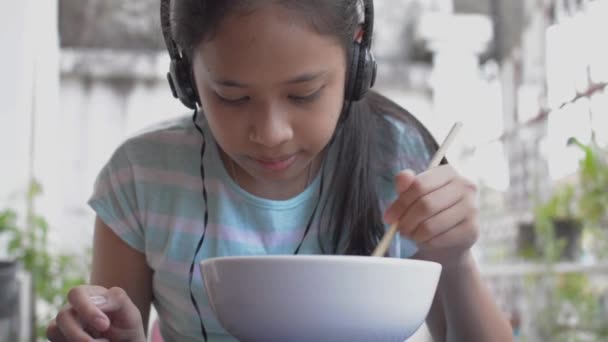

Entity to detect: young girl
[47,0,511,341]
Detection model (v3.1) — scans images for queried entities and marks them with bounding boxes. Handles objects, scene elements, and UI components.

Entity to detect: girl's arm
[415,250,512,342]
[90,216,154,332]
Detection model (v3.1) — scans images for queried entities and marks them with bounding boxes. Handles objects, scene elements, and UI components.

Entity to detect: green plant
[527,137,608,340]
[532,184,583,262]
[0,180,89,340]
[568,137,608,258]
[528,136,608,262]
[536,185,579,221]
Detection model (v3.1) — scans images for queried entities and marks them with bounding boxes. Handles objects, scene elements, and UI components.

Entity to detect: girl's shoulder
[125,114,200,146]
[113,114,201,158]
[96,114,203,179]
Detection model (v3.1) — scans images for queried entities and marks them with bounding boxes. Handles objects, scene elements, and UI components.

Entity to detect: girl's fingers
[384,165,455,224]
[416,164,455,182]
[55,306,95,342]
[47,303,108,342]
[46,319,68,342]
[395,169,416,193]
[409,194,476,243]
[384,170,416,223]
[67,286,112,332]
[396,181,463,237]
[418,216,480,250]
[50,285,141,342]
[101,286,139,318]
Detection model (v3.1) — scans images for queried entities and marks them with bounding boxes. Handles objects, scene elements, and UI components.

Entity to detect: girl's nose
[248,105,293,148]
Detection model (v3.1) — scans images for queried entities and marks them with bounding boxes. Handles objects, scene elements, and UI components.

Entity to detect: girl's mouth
[253,155,297,171]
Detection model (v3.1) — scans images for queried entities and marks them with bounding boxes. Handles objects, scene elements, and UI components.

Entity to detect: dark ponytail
[319,90,438,255]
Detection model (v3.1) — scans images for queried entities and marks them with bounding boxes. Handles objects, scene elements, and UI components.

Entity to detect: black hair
[172,0,438,255]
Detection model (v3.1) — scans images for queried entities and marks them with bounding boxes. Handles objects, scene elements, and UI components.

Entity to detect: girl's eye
[216,93,249,105]
[289,87,323,103]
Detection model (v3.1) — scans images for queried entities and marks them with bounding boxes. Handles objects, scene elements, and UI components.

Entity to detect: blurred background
[1,0,607,341]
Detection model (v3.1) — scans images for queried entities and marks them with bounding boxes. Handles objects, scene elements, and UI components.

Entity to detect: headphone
[160,0,377,110]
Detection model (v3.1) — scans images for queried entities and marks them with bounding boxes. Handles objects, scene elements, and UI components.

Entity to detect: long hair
[172,0,438,255]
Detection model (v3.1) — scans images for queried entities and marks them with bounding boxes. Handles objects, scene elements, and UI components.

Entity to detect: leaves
[534,137,608,261]
[0,182,89,341]
[568,137,608,225]
[536,185,579,221]
[0,209,18,234]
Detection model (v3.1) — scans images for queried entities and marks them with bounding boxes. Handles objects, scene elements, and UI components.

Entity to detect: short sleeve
[88,141,145,252]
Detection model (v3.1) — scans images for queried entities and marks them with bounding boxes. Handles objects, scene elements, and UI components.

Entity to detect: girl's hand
[383,165,480,268]
[46,285,146,342]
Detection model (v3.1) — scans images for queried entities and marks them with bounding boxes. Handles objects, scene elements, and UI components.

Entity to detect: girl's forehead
[194,6,345,79]
[210,4,326,44]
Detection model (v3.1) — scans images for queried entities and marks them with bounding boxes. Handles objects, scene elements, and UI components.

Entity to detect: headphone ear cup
[168,57,199,109]
[345,42,377,102]
[344,43,361,101]
[359,47,377,98]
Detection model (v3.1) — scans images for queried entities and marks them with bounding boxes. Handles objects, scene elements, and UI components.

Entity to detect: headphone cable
[188,107,209,341]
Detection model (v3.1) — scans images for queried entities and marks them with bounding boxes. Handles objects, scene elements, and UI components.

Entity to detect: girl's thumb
[395,169,416,193]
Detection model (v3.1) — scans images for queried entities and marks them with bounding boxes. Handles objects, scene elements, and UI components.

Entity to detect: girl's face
[192,4,346,198]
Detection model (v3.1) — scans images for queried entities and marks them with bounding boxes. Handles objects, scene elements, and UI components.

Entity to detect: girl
[47,0,511,341]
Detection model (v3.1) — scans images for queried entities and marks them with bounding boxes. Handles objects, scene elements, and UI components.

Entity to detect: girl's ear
[354,26,364,43]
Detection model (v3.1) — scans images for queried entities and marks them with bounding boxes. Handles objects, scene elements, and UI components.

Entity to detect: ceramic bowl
[200,255,441,342]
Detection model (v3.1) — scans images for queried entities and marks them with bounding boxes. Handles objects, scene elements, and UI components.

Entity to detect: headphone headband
[161,0,377,108]
[160,0,180,61]
[362,0,374,49]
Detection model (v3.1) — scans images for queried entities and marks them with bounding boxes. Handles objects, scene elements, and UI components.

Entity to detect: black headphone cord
[188,107,209,341]
[293,154,327,255]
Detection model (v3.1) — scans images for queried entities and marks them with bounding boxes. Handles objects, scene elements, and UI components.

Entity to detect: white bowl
[200,255,441,342]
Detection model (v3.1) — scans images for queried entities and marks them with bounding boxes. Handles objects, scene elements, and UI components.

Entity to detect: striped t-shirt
[88,113,433,341]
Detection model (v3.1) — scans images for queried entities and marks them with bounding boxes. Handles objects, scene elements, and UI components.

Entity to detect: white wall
[0,0,59,260]
[0,1,56,207]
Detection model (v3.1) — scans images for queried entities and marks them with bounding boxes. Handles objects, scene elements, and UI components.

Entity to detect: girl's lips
[253,155,296,171]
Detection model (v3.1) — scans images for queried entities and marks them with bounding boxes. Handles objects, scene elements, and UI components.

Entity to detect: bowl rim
[200,254,441,270]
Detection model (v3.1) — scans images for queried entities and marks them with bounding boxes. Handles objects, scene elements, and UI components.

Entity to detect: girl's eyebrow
[282,70,327,85]
[214,70,328,88]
